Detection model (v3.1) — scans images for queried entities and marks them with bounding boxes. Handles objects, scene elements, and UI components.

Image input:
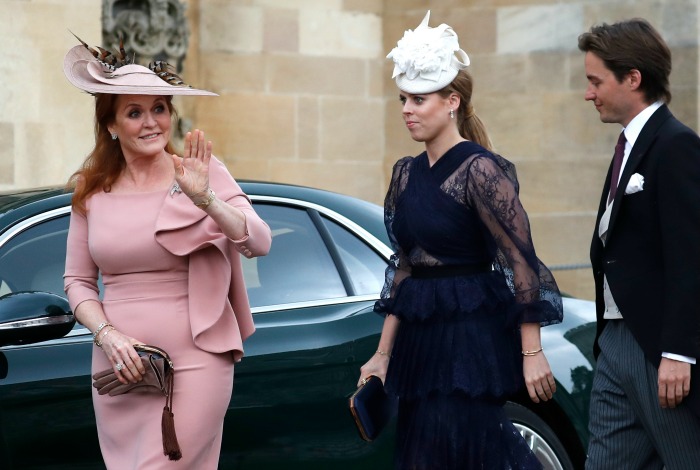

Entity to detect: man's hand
[657,357,691,408]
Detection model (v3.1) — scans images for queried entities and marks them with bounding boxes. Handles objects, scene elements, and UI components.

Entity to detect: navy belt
[411,264,492,279]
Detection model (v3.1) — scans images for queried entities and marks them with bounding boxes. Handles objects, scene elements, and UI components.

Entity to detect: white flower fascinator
[387,11,470,94]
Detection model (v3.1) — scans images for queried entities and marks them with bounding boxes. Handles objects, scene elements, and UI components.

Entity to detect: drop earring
[449,109,455,119]
[111,133,118,140]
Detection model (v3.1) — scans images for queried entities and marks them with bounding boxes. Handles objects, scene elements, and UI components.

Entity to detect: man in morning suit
[580,18,700,469]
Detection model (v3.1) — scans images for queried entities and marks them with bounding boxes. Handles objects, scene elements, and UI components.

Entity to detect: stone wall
[1,0,698,300]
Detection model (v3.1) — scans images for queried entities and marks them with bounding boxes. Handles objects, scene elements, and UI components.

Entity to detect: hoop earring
[449,109,455,119]
[111,133,118,140]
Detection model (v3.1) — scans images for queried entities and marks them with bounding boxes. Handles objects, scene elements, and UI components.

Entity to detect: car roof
[0,182,390,245]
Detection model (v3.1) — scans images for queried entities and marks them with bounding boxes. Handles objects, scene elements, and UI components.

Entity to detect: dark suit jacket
[590,105,700,417]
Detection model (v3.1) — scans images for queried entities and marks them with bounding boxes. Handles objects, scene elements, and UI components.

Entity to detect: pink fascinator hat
[387,11,470,94]
[63,33,217,96]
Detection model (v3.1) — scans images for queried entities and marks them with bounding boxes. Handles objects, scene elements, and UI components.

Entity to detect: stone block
[199,53,267,93]
[528,212,597,300]
[20,1,98,42]
[660,1,698,47]
[581,3,663,34]
[525,51,570,92]
[298,97,320,160]
[197,93,296,161]
[368,59,384,97]
[256,0,341,9]
[540,92,621,159]
[200,4,263,53]
[383,1,432,15]
[568,50,588,93]
[320,98,383,162]
[475,92,542,159]
[528,213,595,265]
[669,46,698,90]
[435,8,497,55]
[498,4,584,54]
[21,122,79,187]
[0,123,14,184]
[268,55,366,95]
[219,155,271,182]
[668,89,699,131]
[516,158,608,213]
[343,0,384,15]
[299,9,381,58]
[264,8,299,53]
[469,54,528,95]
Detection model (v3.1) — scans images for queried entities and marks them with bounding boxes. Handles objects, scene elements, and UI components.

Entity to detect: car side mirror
[0,292,75,347]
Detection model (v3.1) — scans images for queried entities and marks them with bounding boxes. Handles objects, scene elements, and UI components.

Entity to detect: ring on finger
[116,363,124,371]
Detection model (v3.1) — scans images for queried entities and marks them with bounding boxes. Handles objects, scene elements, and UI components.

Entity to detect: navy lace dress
[375,141,563,469]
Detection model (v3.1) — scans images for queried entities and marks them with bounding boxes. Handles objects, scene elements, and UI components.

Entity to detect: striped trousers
[586,320,700,470]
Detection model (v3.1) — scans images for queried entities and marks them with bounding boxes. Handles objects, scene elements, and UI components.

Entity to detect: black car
[0,183,595,469]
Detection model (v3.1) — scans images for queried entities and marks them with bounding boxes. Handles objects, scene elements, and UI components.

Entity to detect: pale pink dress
[67,188,233,469]
[65,158,271,469]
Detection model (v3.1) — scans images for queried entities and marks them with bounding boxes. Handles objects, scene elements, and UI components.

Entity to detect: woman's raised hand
[172,129,212,202]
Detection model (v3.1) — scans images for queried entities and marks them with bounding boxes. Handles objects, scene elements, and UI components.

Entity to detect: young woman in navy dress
[358,12,563,469]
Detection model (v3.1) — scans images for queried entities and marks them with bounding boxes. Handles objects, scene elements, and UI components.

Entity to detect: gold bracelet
[95,326,115,348]
[194,188,216,209]
[93,322,112,343]
[522,347,543,356]
[376,349,391,357]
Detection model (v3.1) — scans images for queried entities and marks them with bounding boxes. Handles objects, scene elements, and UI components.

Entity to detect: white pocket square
[625,173,644,195]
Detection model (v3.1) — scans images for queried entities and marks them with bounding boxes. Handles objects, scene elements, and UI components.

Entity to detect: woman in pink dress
[62,38,271,469]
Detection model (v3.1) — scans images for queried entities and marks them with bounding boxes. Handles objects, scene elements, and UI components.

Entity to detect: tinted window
[0,216,69,296]
[0,203,359,311]
[321,217,386,295]
[242,204,346,307]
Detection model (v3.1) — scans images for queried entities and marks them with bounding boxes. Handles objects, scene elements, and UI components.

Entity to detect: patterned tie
[608,132,627,203]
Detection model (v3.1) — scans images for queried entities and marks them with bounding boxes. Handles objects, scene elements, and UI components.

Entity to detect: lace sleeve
[375,157,413,316]
[466,154,562,326]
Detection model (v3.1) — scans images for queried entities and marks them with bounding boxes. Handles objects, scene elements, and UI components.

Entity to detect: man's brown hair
[578,18,672,104]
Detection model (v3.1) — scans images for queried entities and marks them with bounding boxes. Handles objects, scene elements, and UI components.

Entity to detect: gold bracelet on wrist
[95,326,115,348]
[376,349,391,358]
[194,188,216,209]
[522,347,543,356]
[93,322,112,343]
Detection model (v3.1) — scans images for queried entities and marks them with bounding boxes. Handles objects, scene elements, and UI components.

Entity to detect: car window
[320,217,386,296]
[0,202,357,312]
[0,215,69,297]
[242,204,346,308]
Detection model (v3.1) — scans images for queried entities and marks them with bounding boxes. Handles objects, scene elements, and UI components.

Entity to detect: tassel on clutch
[92,344,182,460]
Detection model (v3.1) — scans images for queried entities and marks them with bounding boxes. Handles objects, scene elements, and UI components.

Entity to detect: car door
[0,208,100,469]
[0,196,394,469]
[219,200,393,469]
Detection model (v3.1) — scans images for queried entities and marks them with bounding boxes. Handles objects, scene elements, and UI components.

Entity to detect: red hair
[67,94,177,214]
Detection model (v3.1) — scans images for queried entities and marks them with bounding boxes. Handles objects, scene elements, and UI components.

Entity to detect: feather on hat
[63,33,217,96]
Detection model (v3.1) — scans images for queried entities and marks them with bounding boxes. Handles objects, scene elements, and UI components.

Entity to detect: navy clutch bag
[348,375,391,441]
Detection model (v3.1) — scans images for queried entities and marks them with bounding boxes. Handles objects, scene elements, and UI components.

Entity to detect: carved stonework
[102,0,189,72]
